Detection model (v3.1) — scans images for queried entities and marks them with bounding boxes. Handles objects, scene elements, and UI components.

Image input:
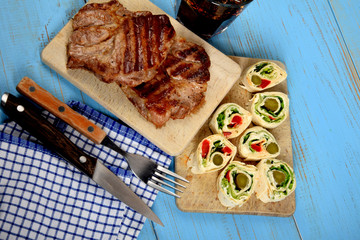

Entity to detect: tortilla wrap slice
[188,134,236,174]
[217,161,258,208]
[255,158,296,203]
[250,92,289,128]
[209,103,252,139]
[242,61,287,92]
[238,126,280,161]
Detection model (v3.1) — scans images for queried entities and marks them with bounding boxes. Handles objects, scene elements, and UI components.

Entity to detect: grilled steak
[120,38,211,127]
[67,0,176,87]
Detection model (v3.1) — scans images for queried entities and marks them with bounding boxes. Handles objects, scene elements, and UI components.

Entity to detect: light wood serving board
[175,56,295,216]
[41,0,241,156]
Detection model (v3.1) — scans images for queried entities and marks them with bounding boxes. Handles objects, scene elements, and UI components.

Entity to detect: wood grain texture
[137,221,157,240]
[330,0,360,74]
[175,56,295,216]
[41,0,241,156]
[16,77,107,144]
[149,191,301,240]
[0,0,87,123]
[1,0,360,239]
[204,0,360,239]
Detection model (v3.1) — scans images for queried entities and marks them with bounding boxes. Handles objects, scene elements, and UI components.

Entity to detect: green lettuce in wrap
[217,161,258,208]
[250,92,289,128]
[255,158,296,202]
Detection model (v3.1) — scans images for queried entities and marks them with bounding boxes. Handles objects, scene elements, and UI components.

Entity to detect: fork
[102,137,189,198]
[16,77,189,198]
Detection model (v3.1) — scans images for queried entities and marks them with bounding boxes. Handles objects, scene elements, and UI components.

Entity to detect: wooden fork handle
[16,77,106,144]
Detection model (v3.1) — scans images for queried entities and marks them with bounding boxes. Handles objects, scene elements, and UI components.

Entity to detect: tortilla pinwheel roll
[238,126,280,160]
[217,161,258,208]
[250,92,289,128]
[255,159,296,203]
[209,103,252,139]
[242,61,287,92]
[189,134,237,174]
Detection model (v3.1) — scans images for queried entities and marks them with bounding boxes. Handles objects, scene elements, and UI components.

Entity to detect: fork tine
[156,165,189,183]
[151,176,184,193]
[148,181,180,198]
[154,172,186,188]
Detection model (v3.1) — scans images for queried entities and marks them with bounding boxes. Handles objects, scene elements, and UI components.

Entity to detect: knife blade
[0,92,163,226]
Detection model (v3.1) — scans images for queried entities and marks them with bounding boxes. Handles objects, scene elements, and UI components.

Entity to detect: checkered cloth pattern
[0,101,172,239]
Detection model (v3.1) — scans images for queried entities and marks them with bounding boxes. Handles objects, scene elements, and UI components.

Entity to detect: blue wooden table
[1,0,359,239]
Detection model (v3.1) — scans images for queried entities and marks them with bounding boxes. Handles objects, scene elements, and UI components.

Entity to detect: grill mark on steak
[176,46,198,58]
[133,17,142,72]
[140,17,149,71]
[120,38,211,127]
[171,63,192,77]
[151,18,160,69]
[123,18,132,74]
[128,18,137,74]
[133,70,172,98]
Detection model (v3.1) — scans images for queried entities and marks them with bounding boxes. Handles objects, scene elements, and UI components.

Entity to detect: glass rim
[207,0,253,8]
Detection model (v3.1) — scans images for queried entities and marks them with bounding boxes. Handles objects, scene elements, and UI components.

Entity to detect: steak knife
[0,92,163,226]
[16,77,139,156]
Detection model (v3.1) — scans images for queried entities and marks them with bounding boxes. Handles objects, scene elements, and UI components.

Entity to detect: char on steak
[120,38,210,127]
[67,0,176,87]
[67,1,211,127]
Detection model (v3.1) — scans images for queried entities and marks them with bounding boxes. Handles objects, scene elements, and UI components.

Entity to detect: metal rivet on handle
[17,105,25,112]
[79,156,87,163]
[58,106,65,112]
[87,126,94,132]
[29,86,36,92]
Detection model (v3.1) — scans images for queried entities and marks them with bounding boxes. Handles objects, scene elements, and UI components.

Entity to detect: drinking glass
[175,0,253,40]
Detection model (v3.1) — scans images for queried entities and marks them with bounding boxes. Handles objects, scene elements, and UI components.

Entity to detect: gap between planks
[292,215,304,240]
[326,0,360,98]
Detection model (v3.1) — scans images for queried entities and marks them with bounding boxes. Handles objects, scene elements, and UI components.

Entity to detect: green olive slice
[266,142,279,154]
[251,75,262,86]
[235,173,248,190]
[264,98,279,112]
[273,170,286,185]
[212,154,223,166]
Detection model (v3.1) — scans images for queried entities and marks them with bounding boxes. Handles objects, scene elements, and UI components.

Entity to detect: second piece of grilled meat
[120,38,211,127]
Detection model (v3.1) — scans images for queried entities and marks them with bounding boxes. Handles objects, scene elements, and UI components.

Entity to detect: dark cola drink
[176,0,253,40]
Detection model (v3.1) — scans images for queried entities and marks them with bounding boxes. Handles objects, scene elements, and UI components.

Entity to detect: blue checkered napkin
[0,101,172,239]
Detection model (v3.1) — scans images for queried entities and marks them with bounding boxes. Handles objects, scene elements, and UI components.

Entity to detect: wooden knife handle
[1,93,97,177]
[16,77,106,144]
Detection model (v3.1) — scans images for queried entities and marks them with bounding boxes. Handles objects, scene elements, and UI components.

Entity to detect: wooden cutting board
[41,0,241,156]
[175,56,295,216]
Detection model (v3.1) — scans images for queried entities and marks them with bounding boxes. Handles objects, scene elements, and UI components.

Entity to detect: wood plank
[0,0,86,123]
[137,221,157,240]
[175,56,295,216]
[150,192,301,240]
[330,0,360,73]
